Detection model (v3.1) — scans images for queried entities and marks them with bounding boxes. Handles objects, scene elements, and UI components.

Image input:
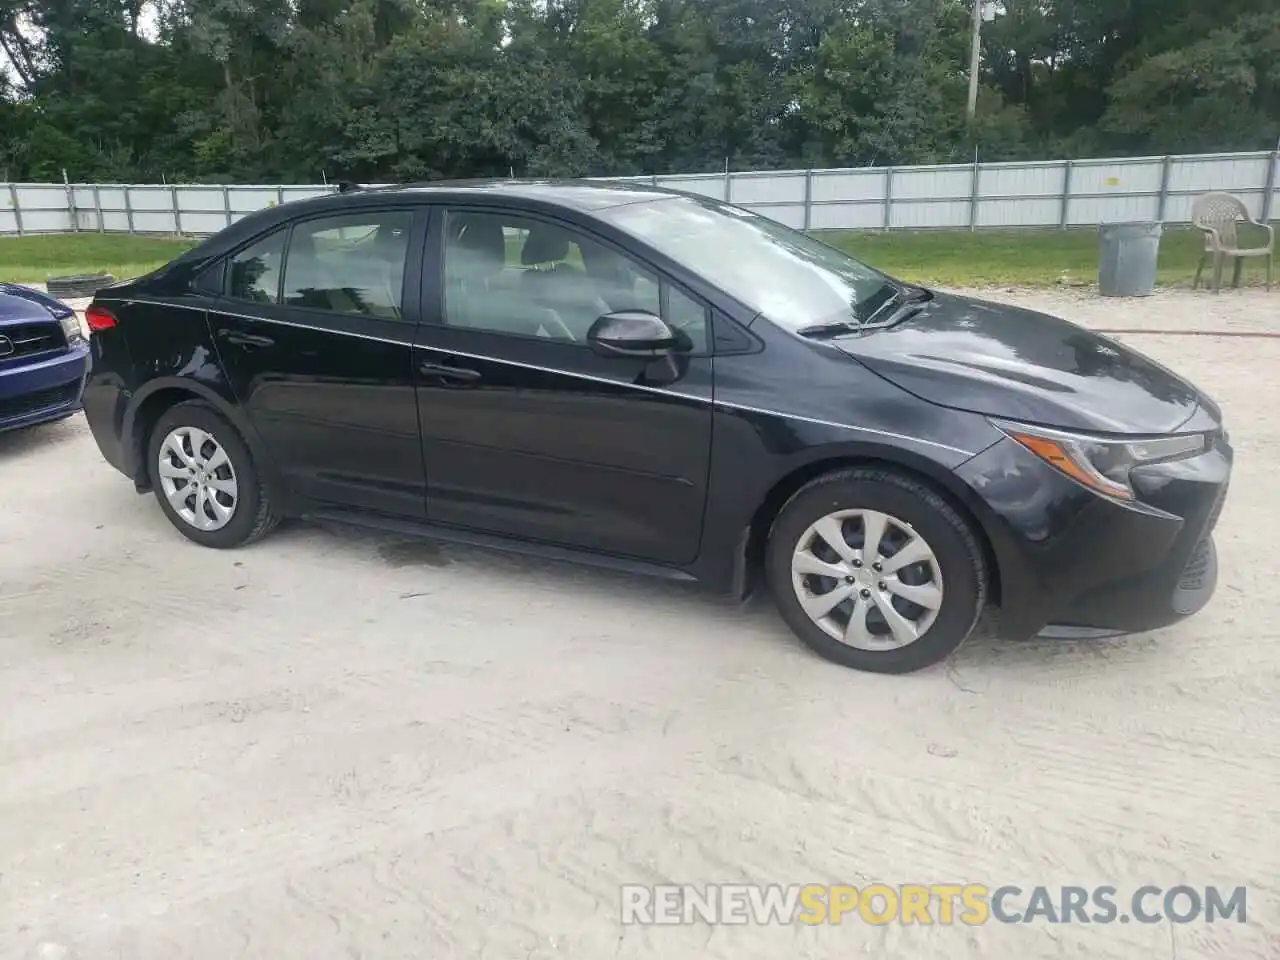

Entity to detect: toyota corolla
[81,181,1231,673]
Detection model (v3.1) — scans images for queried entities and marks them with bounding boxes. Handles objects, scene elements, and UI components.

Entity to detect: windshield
[598,194,897,330]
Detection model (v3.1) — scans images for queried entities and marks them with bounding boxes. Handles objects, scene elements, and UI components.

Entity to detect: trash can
[1098,221,1163,297]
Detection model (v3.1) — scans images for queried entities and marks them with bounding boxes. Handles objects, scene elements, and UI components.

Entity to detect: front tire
[147,401,280,548]
[766,467,987,674]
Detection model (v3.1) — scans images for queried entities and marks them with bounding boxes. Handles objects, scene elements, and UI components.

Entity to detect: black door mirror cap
[587,310,691,359]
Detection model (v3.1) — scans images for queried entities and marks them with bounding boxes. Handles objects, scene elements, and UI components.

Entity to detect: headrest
[289,230,316,259]
[521,224,570,265]
[451,216,507,263]
[372,222,407,254]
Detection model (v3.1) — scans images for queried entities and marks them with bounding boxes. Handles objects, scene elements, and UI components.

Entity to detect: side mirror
[587,310,690,359]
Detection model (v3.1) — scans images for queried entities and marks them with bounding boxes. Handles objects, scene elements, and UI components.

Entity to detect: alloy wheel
[790,508,944,650]
[156,426,239,532]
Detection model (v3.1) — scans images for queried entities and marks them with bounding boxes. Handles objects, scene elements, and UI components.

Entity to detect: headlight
[57,311,85,345]
[992,419,1206,501]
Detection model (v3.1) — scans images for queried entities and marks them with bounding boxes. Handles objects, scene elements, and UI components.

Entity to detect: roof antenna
[335,181,361,194]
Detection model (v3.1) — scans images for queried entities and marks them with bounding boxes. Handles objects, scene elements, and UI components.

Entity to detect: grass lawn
[820,225,1213,288]
[0,234,197,285]
[0,225,1237,290]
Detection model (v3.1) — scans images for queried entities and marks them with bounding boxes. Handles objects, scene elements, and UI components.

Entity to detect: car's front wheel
[147,401,280,548]
[766,467,987,674]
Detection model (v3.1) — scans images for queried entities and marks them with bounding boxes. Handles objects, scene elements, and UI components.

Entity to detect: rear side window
[229,228,286,303]
[281,211,413,320]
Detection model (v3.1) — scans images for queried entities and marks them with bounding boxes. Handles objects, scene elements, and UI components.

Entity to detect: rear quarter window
[229,228,288,303]
[193,260,227,296]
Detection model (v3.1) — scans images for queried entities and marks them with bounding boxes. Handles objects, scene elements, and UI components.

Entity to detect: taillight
[85,305,117,332]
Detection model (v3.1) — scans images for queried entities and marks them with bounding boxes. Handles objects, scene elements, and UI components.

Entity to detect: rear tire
[147,401,280,548]
[766,467,987,674]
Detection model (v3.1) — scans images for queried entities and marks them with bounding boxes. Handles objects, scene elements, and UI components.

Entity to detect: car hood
[832,291,1211,434]
[0,282,75,325]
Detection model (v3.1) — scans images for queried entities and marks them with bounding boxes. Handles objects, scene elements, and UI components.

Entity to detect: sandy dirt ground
[1,287,1277,959]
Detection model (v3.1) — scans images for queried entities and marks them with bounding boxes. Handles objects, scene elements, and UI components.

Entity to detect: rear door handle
[419,361,481,383]
[221,330,275,348]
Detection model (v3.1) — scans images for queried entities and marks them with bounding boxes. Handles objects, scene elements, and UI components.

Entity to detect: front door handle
[221,330,275,348]
[419,361,481,383]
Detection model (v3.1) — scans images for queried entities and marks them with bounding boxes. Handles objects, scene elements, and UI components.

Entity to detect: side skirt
[305,507,700,584]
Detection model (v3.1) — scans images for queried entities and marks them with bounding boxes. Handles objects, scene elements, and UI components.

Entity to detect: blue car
[0,282,92,433]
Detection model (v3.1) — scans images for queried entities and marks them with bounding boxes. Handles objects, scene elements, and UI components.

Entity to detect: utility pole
[967,0,982,121]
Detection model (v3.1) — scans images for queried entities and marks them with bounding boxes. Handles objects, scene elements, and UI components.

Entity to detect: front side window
[282,211,413,319]
[441,210,708,351]
[599,195,896,332]
[228,228,286,303]
[665,284,710,346]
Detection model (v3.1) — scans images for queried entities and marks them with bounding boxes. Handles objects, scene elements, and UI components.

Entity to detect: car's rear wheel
[147,401,280,548]
[766,467,987,674]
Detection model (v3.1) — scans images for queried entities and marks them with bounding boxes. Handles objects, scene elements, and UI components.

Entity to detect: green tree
[1102,11,1280,153]
[2,0,1279,184]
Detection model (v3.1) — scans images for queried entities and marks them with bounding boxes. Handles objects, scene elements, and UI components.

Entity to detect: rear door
[207,205,430,517]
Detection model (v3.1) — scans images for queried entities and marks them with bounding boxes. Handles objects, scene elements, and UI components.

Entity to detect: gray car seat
[520,223,608,340]
[282,230,325,309]
[358,221,409,317]
[446,216,510,329]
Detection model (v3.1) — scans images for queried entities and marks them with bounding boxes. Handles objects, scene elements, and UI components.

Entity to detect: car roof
[338,178,679,212]
[164,178,696,270]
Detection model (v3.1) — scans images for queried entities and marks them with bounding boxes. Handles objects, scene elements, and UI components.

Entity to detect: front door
[207,206,429,517]
[414,207,714,566]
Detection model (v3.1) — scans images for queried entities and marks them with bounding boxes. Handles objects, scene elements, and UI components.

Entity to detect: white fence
[3,150,1278,237]
[0,183,333,236]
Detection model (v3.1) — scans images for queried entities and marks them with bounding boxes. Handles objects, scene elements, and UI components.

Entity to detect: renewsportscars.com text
[620,883,1248,926]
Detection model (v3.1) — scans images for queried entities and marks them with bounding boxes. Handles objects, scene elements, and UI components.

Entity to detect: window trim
[209,205,426,323]
[434,205,715,357]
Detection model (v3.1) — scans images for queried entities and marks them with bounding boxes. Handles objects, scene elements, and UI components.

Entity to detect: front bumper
[957,432,1232,641]
[0,342,91,433]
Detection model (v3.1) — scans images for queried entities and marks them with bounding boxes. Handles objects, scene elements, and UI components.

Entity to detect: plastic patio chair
[1191,192,1274,293]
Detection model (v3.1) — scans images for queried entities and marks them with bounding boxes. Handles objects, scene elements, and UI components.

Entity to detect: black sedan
[81,181,1231,673]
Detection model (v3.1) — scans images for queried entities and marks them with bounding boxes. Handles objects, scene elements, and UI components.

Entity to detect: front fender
[693,401,1002,596]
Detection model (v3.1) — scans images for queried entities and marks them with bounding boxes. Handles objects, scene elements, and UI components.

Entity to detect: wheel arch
[739,450,1003,606]
[123,379,279,497]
